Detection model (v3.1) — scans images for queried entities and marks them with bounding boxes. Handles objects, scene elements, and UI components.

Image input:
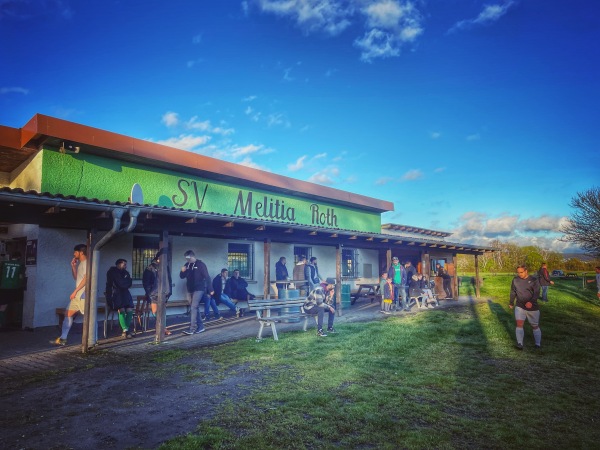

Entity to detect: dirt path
[0,351,261,449]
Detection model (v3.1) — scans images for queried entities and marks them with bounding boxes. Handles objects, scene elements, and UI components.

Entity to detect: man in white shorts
[509,264,541,350]
[50,244,87,346]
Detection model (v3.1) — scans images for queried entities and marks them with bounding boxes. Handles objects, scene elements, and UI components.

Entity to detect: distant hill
[562,253,597,262]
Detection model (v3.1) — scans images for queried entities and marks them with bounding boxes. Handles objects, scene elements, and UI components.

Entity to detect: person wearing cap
[388,257,408,311]
[179,250,210,335]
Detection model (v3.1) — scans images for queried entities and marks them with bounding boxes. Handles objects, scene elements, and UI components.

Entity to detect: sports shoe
[327,327,337,334]
[317,329,328,337]
[214,315,223,321]
[126,331,134,339]
[50,337,67,346]
[194,327,206,334]
[183,329,195,335]
[515,343,524,350]
[121,331,128,339]
[235,307,241,318]
[427,304,434,309]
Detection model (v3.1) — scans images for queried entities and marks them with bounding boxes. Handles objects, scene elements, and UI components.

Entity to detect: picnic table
[351,283,380,305]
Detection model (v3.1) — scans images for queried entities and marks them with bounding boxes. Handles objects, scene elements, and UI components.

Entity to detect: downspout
[84,206,140,350]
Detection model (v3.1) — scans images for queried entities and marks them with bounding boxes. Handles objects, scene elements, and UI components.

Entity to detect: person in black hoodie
[509,265,541,350]
[105,259,134,338]
[179,250,210,335]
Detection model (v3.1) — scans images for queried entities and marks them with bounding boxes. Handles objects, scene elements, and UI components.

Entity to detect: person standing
[142,254,173,335]
[275,256,289,290]
[379,272,393,314]
[179,250,210,335]
[388,256,408,311]
[304,257,322,292]
[404,261,417,299]
[537,262,554,302]
[293,255,307,294]
[50,244,87,346]
[441,267,453,299]
[105,259,134,338]
[586,266,600,298]
[509,264,542,350]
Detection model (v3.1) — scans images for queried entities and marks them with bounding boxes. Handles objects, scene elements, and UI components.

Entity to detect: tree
[561,187,600,258]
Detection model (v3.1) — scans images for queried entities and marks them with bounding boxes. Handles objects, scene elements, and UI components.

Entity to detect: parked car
[551,270,565,277]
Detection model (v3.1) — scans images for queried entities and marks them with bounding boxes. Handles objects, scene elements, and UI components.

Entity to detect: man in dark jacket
[210,268,241,318]
[106,259,134,338]
[509,264,542,350]
[225,269,255,300]
[275,256,289,290]
[179,250,210,335]
[537,262,554,302]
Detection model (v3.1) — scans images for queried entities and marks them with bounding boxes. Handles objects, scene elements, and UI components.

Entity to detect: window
[228,243,253,279]
[132,236,160,279]
[294,246,311,264]
[342,248,358,278]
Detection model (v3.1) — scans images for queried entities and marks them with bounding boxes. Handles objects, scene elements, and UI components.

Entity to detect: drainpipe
[84,207,140,350]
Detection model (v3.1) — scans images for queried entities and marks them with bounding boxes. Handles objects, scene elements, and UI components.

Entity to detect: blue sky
[1,0,598,253]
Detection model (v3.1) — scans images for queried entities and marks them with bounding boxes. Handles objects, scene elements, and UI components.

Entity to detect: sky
[1,0,598,253]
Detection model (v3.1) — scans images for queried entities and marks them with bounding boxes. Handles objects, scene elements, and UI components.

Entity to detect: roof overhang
[0,114,394,214]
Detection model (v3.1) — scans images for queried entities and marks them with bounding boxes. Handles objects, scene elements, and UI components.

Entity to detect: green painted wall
[40,149,382,233]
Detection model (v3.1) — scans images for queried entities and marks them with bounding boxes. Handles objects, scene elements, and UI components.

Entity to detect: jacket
[275,261,289,281]
[179,260,210,293]
[212,274,227,302]
[143,262,172,300]
[509,275,540,311]
[538,267,551,286]
[105,266,133,310]
[388,264,406,286]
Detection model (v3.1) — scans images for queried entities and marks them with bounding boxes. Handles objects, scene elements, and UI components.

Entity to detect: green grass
[159,275,600,449]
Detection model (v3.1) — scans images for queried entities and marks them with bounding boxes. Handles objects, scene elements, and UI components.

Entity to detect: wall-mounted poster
[26,240,37,266]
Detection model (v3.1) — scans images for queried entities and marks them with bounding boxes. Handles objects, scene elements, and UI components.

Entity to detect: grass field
[160,275,600,449]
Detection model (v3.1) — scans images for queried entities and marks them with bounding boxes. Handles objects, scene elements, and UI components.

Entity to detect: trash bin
[341,284,351,308]
[279,289,301,322]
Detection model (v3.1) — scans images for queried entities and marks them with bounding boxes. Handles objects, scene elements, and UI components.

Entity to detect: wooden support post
[452,253,458,298]
[155,230,169,344]
[474,254,481,299]
[336,245,342,316]
[264,239,271,299]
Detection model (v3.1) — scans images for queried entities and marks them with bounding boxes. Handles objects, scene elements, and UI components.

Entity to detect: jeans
[394,284,408,309]
[541,285,548,301]
[189,290,205,331]
[202,294,220,318]
[307,306,335,330]
[217,293,238,312]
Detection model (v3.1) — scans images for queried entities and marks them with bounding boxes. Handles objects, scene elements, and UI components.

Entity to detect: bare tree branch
[560,187,600,258]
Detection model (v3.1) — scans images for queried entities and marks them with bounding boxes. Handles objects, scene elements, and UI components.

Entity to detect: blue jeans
[394,284,408,309]
[202,294,220,318]
[189,290,205,331]
[541,285,549,301]
[217,293,238,312]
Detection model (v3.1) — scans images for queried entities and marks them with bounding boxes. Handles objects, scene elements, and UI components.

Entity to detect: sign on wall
[40,150,382,233]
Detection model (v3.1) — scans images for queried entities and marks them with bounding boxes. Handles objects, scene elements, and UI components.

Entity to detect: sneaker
[121,331,128,339]
[204,315,212,322]
[126,331,133,339]
[235,307,241,318]
[214,315,223,321]
[327,327,337,334]
[382,310,391,315]
[194,327,206,334]
[50,337,67,346]
[183,329,195,335]
[427,304,434,309]
[516,343,524,350]
[317,329,328,337]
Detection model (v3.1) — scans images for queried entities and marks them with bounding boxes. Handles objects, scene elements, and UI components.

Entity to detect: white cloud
[466,133,480,141]
[288,155,307,172]
[449,1,516,34]
[401,169,424,181]
[434,167,446,173]
[242,95,257,102]
[267,113,290,128]
[520,215,569,233]
[162,112,179,127]
[186,58,204,68]
[313,153,327,159]
[230,143,263,159]
[257,0,423,62]
[0,86,29,95]
[154,134,211,151]
[375,176,394,185]
[308,167,340,185]
[485,215,519,235]
[430,131,441,139]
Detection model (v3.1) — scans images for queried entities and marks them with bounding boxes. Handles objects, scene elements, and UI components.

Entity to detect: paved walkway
[0,297,481,378]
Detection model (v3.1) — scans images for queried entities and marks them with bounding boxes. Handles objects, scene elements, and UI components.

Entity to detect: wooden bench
[56,304,107,335]
[247,297,314,341]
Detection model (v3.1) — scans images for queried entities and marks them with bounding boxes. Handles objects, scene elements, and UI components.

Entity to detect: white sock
[60,315,74,340]
[533,328,542,346]
[516,327,524,345]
